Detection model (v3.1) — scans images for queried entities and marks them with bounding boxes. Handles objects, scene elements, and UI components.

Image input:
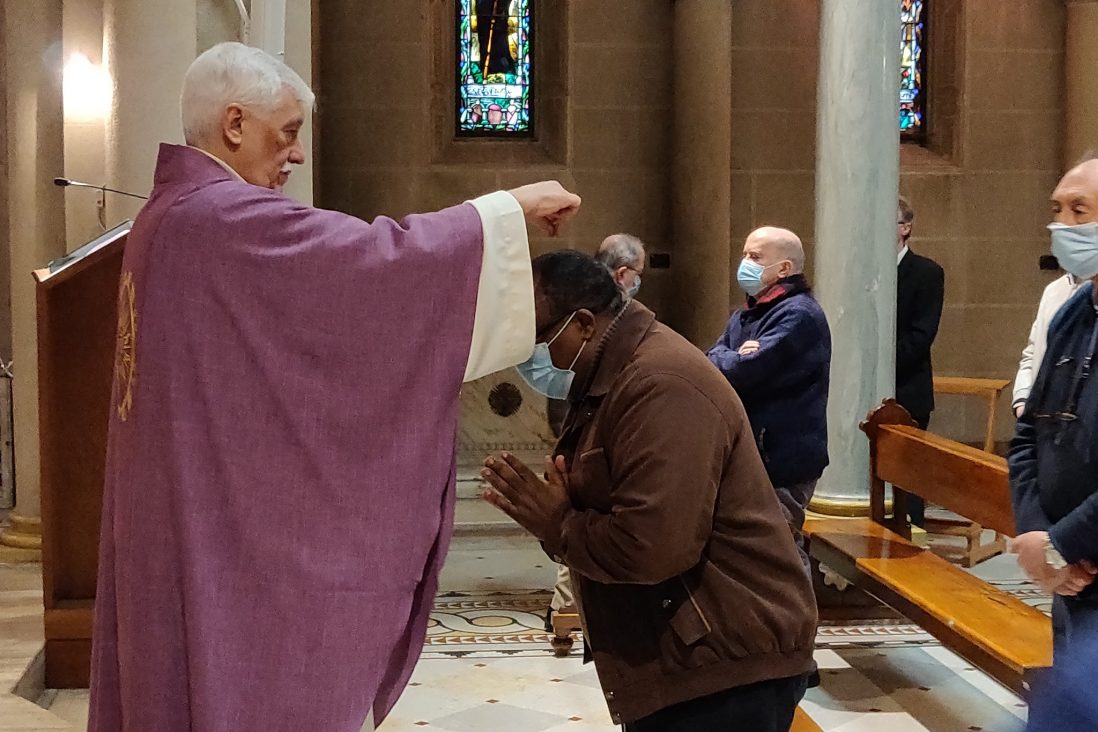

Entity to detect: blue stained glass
[457,0,533,136]
[900,0,926,137]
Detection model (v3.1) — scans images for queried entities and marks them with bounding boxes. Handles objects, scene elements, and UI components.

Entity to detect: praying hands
[480,452,571,543]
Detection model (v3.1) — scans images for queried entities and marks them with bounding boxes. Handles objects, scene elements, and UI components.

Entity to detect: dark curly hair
[532,250,624,325]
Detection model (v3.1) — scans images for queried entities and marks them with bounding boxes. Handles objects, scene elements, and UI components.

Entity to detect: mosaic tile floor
[4,530,1046,731]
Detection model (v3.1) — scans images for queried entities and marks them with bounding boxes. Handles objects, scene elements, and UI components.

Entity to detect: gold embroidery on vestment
[115,271,137,421]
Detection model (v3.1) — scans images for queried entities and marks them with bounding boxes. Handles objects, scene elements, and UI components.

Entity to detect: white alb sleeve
[463,191,536,382]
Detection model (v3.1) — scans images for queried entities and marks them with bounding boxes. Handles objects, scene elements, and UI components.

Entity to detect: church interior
[1,0,1094,729]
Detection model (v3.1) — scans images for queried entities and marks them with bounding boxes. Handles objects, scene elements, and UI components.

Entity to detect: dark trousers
[623,674,808,732]
[1028,599,1098,730]
[774,480,818,575]
[905,414,931,527]
[1052,595,1098,661]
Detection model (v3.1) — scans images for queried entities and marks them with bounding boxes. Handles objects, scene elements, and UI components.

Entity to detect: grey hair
[595,233,646,271]
[898,195,915,225]
[181,42,315,146]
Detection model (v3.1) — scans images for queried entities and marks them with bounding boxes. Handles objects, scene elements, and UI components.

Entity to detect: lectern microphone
[53,177,148,201]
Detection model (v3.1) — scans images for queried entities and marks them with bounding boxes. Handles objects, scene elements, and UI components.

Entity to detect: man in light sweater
[1013,273,1083,417]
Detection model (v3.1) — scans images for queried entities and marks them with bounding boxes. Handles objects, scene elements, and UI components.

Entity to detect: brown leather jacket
[543,302,817,724]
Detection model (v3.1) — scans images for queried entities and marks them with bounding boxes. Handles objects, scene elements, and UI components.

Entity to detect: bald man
[707,227,831,571]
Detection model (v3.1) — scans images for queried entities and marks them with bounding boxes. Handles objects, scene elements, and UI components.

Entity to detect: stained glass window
[457,0,533,136]
[900,0,927,138]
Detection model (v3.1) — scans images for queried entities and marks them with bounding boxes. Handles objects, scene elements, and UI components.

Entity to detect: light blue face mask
[1050,222,1098,280]
[515,312,588,400]
[737,259,765,296]
[626,275,642,299]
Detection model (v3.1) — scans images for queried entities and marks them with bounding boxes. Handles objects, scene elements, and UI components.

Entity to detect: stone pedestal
[811,0,900,513]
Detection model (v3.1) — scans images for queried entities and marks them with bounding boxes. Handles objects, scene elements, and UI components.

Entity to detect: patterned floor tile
[428,702,570,732]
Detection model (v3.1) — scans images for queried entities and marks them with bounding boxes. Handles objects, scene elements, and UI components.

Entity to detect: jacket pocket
[668,578,712,646]
[659,577,724,673]
[572,447,613,512]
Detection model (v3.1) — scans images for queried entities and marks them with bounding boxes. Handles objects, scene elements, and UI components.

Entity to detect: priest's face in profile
[222,85,306,190]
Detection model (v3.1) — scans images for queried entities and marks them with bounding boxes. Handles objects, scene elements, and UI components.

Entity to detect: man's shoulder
[166,179,359,240]
[1049,282,1096,334]
[906,250,945,276]
[767,291,829,328]
[630,325,735,391]
[1043,274,1079,300]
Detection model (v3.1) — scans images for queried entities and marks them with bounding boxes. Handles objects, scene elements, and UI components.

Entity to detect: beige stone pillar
[1065,0,1098,166]
[283,0,314,205]
[103,0,197,222]
[668,0,733,346]
[1,0,67,560]
[63,0,110,248]
[0,2,11,362]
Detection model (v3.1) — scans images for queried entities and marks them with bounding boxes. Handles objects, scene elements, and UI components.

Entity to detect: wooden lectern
[34,221,130,688]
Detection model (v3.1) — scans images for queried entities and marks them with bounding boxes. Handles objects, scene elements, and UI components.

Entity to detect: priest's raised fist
[507,181,582,237]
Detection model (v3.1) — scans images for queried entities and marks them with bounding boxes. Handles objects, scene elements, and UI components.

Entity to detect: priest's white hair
[181,42,315,146]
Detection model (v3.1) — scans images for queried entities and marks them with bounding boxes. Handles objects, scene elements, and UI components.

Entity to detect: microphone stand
[54,177,148,231]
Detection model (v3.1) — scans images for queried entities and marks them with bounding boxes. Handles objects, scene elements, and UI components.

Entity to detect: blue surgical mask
[737,258,787,296]
[515,313,588,400]
[1050,222,1098,280]
[626,275,641,299]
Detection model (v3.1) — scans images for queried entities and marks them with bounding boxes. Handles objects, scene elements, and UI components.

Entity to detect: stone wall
[727,0,1065,445]
[318,0,1067,447]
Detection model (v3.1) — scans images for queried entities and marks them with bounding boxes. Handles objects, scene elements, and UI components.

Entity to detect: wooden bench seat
[806,517,1051,693]
[805,399,1052,696]
[791,706,824,731]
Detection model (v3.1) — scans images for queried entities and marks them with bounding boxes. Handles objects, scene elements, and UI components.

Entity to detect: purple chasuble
[89,145,483,730]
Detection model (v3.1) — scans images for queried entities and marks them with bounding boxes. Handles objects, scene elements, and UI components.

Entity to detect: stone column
[283,0,314,205]
[811,0,900,513]
[1065,0,1098,166]
[63,0,110,248]
[669,0,733,346]
[104,0,197,223]
[0,0,67,560]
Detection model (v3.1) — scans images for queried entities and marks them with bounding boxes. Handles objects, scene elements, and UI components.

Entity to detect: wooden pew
[805,400,1052,695]
[928,376,1012,566]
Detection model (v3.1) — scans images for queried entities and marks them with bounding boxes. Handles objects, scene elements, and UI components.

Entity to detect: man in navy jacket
[1010,157,1098,662]
[707,226,831,570]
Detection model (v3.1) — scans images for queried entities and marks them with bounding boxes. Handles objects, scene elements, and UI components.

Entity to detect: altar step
[453,478,526,537]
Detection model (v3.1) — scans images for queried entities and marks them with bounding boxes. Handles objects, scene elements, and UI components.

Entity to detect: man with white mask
[706,227,831,571]
[1011,156,1098,664]
[1013,159,1095,418]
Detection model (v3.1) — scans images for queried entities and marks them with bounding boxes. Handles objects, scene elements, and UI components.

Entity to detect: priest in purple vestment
[88,42,580,732]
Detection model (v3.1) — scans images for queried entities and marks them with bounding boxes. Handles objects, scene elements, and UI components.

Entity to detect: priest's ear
[222,103,246,149]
